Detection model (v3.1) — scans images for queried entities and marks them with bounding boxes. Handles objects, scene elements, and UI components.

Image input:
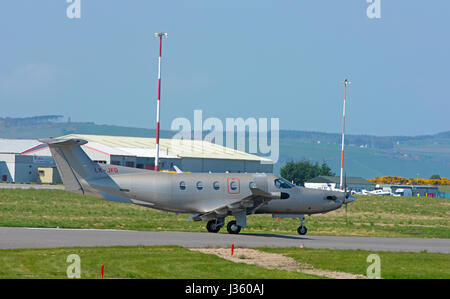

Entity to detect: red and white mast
[154,32,168,171]
[339,79,351,190]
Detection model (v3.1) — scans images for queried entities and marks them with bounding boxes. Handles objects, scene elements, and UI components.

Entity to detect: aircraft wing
[190,187,289,222]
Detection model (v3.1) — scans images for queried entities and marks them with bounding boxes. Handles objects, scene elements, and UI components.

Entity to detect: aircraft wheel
[206,220,221,233]
[297,225,307,235]
[227,220,241,234]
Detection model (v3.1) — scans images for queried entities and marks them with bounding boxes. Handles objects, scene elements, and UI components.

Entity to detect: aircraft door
[227,177,240,194]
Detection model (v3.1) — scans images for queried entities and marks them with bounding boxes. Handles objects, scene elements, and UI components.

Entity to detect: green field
[0,189,449,238]
[0,246,448,279]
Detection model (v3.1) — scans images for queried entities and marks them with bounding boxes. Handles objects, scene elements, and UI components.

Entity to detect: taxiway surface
[1,227,449,253]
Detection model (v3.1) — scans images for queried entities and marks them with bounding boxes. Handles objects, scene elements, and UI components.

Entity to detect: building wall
[0,154,55,183]
[0,154,14,182]
[179,158,273,173]
[13,155,38,183]
[38,167,62,184]
[110,155,136,167]
[81,147,111,164]
[135,157,181,171]
[245,160,273,173]
[202,158,246,173]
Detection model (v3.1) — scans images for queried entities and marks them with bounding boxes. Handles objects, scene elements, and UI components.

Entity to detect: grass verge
[0,246,318,279]
[261,247,450,279]
[1,245,448,279]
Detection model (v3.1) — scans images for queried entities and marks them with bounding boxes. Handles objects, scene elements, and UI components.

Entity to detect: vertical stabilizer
[39,138,106,194]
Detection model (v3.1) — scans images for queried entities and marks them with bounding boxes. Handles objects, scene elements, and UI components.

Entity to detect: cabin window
[179,181,186,190]
[249,181,256,189]
[196,181,204,190]
[213,181,220,190]
[230,180,238,191]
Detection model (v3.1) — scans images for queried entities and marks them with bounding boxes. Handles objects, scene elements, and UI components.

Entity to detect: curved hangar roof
[60,134,273,163]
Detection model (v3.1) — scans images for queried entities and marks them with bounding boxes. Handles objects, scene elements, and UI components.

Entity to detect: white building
[0,134,273,183]
[0,139,54,182]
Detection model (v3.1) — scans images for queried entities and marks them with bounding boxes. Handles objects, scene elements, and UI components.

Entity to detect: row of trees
[0,115,63,128]
[280,161,335,186]
[369,176,450,186]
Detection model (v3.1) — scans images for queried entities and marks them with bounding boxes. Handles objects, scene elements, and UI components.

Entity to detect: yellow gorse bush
[369,176,450,185]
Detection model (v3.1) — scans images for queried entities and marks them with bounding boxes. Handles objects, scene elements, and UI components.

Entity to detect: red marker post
[153,32,168,172]
[231,244,234,256]
[100,264,104,279]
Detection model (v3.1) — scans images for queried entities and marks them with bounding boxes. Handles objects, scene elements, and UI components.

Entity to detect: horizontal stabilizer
[39,138,88,147]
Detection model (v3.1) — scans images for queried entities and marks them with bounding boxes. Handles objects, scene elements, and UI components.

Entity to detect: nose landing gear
[297,215,307,235]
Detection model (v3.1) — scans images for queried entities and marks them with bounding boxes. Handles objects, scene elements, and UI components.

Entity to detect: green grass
[0,189,449,238]
[261,247,450,279]
[0,245,448,279]
[0,246,318,279]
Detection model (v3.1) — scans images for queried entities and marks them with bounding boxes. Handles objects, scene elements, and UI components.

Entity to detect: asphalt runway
[1,227,449,253]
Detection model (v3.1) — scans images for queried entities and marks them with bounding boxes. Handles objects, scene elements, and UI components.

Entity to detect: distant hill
[0,116,448,179]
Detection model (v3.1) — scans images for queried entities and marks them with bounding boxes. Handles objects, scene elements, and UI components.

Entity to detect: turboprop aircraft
[40,138,355,235]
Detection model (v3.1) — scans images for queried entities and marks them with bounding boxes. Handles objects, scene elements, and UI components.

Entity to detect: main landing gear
[206,219,242,234]
[206,219,224,233]
[226,220,241,234]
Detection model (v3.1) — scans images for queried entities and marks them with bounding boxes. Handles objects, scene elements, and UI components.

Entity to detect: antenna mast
[339,79,351,190]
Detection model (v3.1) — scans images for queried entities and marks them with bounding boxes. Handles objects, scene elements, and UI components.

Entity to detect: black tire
[297,225,307,235]
[206,220,221,233]
[227,220,241,234]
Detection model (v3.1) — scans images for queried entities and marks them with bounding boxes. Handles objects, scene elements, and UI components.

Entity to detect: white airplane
[40,138,356,235]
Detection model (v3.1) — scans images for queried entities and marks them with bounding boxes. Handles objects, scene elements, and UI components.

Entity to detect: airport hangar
[0,134,273,183]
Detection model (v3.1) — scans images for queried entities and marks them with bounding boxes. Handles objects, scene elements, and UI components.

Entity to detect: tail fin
[39,138,107,194]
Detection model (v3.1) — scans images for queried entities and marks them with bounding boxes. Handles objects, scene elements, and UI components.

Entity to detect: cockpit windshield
[274,178,295,189]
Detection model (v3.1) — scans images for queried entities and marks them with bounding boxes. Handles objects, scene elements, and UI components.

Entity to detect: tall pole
[154,32,168,171]
[339,79,351,190]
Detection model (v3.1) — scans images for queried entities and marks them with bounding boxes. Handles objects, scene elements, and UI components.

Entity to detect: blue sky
[0,0,449,136]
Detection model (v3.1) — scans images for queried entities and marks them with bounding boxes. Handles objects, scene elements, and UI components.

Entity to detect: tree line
[280,160,335,186]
